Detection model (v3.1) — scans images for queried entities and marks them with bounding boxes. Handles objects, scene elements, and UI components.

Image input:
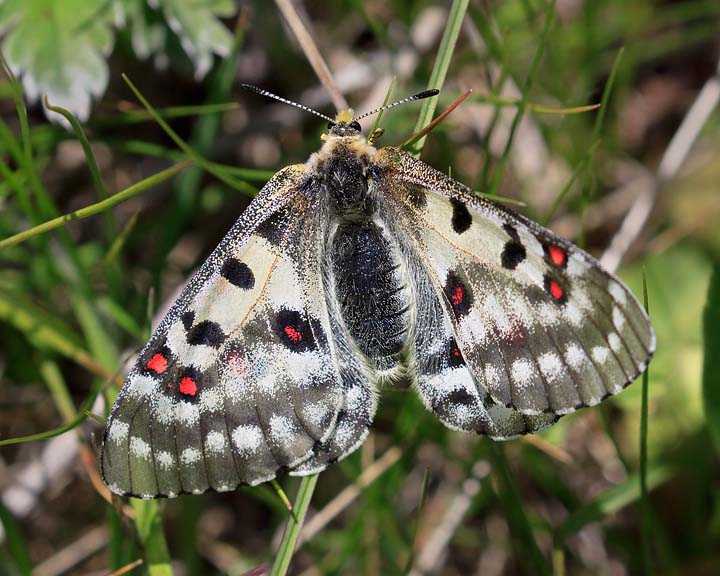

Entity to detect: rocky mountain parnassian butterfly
[101,88,655,498]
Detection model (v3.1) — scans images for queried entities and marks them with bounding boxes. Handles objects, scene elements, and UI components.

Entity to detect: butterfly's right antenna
[353,89,439,121]
[239,84,335,124]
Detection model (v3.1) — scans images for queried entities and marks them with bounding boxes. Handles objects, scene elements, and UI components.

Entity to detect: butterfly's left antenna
[353,89,440,121]
[239,84,335,124]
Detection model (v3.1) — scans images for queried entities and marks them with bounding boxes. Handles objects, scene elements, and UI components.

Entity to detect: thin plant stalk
[271,475,320,576]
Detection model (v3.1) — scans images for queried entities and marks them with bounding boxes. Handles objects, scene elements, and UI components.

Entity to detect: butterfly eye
[327,121,336,130]
[350,121,361,132]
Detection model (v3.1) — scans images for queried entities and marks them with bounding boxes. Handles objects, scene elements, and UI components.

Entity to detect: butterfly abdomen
[330,220,410,368]
[315,140,412,369]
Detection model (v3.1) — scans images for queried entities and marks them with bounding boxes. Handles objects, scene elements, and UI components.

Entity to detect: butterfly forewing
[377,147,655,418]
[101,165,377,497]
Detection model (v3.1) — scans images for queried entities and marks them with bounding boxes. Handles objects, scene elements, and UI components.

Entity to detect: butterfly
[101,88,655,498]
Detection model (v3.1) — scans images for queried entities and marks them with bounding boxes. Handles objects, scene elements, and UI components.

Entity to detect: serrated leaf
[128,0,234,79]
[0,0,113,122]
[159,0,234,78]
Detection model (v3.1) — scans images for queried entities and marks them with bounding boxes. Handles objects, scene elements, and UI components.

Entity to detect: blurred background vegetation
[0,0,719,574]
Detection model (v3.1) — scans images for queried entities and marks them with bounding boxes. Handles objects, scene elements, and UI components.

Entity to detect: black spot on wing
[450,198,472,234]
[443,270,473,317]
[186,320,227,347]
[501,240,526,270]
[445,338,466,368]
[273,308,318,352]
[174,365,202,401]
[181,310,195,331]
[256,206,293,246]
[446,388,475,406]
[503,223,521,242]
[543,274,569,306]
[221,258,255,289]
[139,339,174,377]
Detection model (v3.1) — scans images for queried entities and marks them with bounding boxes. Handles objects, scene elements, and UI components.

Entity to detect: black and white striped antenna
[240,84,439,124]
[239,84,335,124]
[353,89,439,121]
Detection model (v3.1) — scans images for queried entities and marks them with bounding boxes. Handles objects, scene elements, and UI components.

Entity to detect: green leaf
[0,0,113,121]
[127,0,235,79]
[703,262,720,455]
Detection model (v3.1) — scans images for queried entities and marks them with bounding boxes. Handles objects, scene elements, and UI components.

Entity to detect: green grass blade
[109,102,241,124]
[131,500,173,576]
[407,0,469,158]
[0,366,105,446]
[0,286,111,378]
[271,474,319,576]
[488,0,557,197]
[44,98,116,248]
[0,161,191,250]
[577,47,624,247]
[40,359,76,423]
[44,98,109,200]
[122,75,256,196]
[704,263,720,455]
[0,500,32,576]
[487,442,550,575]
[555,462,675,542]
[639,272,653,573]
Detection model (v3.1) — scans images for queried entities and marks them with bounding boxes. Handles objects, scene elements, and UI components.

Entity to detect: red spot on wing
[284,325,303,342]
[147,353,168,374]
[548,279,564,300]
[548,245,567,266]
[452,347,462,357]
[451,286,464,306]
[179,377,198,396]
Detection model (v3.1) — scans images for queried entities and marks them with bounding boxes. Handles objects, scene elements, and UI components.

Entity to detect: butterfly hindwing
[380,190,559,438]
[101,165,376,497]
[376,146,655,418]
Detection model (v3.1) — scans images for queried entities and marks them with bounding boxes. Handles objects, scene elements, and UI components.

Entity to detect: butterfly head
[326,109,363,139]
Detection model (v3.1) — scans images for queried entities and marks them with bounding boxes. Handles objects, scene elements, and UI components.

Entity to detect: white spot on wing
[286,351,330,385]
[182,343,220,371]
[181,447,202,465]
[199,389,224,413]
[608,333,622,352]
[232,424,263,455]
[562,301,584,327]
[157,451,174,469]
[608,281,628,306]
[302,402,331,427]
[130,437,151,460]
[511,358,535,387]
[565,343,587,370]
[166,321,191,364]
[269,415,295,443]
[458,309,488,345]
[205,431,227,454]
[128,374,157,397]
[538,352,563,382]
[108,420,129,442]
[573,288,592,310]
[591,346,610,365]
[155,395,175,425]
[484,365,500,388]
[176,400,199,425]
[612,306,626,330]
